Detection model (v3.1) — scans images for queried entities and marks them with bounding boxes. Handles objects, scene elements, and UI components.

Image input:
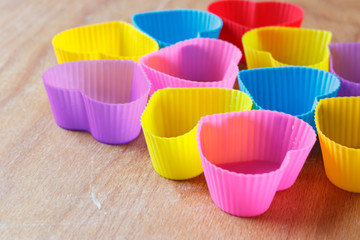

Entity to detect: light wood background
[1,0,360,239]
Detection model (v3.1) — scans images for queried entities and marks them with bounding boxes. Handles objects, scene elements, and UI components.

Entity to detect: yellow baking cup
[315,97,360,192]
[242,27,332,71]
[141,88,252,180]
[52,21,159,63]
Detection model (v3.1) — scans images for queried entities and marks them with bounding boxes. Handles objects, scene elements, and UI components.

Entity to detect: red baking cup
[208,0,304,63]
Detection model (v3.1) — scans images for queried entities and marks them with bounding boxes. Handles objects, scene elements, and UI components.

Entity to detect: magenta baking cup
[139,38,241,95]
[207,0,304,63]
[42,60,150,144]
[329,42,360,96]
[197,110,316,217]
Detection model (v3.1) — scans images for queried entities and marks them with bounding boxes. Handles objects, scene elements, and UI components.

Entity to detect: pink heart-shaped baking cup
[139,38,241,95]
[197,110,316,217]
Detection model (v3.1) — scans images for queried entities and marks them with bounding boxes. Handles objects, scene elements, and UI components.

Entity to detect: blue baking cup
[238,67,340,131]
[132,9,223,48]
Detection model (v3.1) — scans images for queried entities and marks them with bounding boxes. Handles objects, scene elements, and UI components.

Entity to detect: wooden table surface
[1,0,360,239]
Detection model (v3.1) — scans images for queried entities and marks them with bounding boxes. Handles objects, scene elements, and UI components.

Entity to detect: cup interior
[199,111,312,174]
[245,28,330,66]
[43,61,149,104]
[53,22,155,57]
[142,89,251,138]
[239,68,339,115]
[133,11,222,45]
[330,44,360,84]
[208,1,302,28]
[317,98,360,149]
[142,41,238,82]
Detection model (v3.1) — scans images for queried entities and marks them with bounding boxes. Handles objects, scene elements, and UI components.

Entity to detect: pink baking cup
[42,60,150,144]
[329,42,360,96]
[139,38,241,95]
[197,110,316,217]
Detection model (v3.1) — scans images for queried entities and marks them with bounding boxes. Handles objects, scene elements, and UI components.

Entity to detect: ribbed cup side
[42,60,150,144]
[277,119,316,190]
[202,156,283,217]
[242,27,332,70]
[315,97,360,192]
[208,0,303,62]
[83,94,147,144]
[140,38,241,95]
[132,9,223,48]
[141,88,252,180]
[43,84,89,131]
[197,110,315,216]
[329,42,360,96]
[52,21,159,63]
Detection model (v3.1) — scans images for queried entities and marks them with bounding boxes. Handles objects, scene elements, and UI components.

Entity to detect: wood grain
[1,0,360,239]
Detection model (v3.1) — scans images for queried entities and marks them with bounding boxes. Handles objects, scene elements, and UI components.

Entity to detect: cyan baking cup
[315,97,360,192]
[141,88,252,180]
[52,21,159,63]
[139,38,241,95]
[208,0,303,63]
[132,9,223,48]
[238,66,340,131]
[197,110,316,217]
[42,60,150,144]
[242,27,332,70]
[329,42,360,96]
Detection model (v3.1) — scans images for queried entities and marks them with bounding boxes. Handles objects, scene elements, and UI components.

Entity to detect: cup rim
[238,66,340,118]
[197,109,316,177]
[132,9,223,47]
[52,21,159,60]
[207,0,304,30]
[242,26,332,67]
[139,37,241,84]
[315,97,360,151]
[140,87,253,140]
[329,42,360,87]
[42,59,151,106]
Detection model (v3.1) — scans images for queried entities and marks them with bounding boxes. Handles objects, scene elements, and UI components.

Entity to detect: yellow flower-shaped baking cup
[242,27,332,71]
[52,21,159,63]
[141,88,252,180]
[315,97,360,192]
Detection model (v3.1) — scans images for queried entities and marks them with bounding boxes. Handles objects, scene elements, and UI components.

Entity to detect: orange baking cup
[141,88,252,180]
[52,21,159,63]
[242,27,332,70]
[315,97,360,192]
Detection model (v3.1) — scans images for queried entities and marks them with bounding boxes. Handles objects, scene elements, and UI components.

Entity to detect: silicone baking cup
[132,9,223,48]
[238,67,340,131]
[197,110,316,217]
[139,38,241,95]
[42,60,150,144]
[242,27,332,70]
[315,97,360,193]
[141,88,252,180]
[208,0,303,62]
[329,42,360,96]
[52,21,159,63]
